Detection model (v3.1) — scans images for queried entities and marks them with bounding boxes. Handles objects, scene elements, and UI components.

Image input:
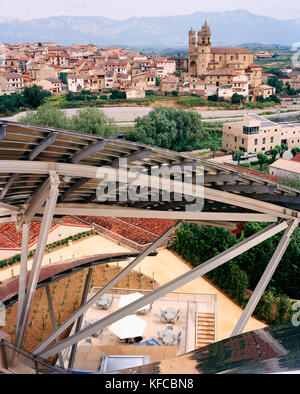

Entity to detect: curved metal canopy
[0,120,299,225]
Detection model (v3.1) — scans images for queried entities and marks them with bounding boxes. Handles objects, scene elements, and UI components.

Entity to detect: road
[2,105,300,126]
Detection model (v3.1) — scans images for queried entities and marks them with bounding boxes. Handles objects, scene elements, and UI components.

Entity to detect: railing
[195,300,199,349]
[214,294,217,343]
[0,339,69,374]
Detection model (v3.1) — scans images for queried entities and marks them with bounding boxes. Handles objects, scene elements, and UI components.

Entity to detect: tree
[234,150,244,165]
[207,140,219,158]
[276,143,289,158]
[110,90,126,100]
[257,152,269,172]
[19,105,117,137]
[269,147,279,162]
[125,106,207,152]
[23,85,51,108]
[269,94,281,104]
[291,147,300,157]
[70,107,117,136]
[231,93,244,105]
[60,72,67,85]
[19,104,70,129]
[208,94,218,102]
[267,77,283,93]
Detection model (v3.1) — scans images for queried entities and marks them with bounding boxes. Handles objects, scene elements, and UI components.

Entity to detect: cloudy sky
[0,0,299,21]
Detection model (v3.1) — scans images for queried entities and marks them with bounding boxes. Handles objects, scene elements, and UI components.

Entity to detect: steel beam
[35,221,288,359]
[0,124,6,141]
[17,174,56,230]
[111,149,153,168]
[33,221,182,355]
[68,268,93,369]
[15,223,30,339]
[231,219,299,337]
[219,185,277,194]
[0,161,299,219]
[45,285,64,368]
[0,133,57,200]
[71,140,106,164]
[49,205,278,222]
[204,174,239,184]
[15,174,60,347]
[0,201,20,212]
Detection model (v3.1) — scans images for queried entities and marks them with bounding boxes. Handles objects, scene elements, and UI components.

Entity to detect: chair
[173,315,180,323]
[160,315,167,323]
[105,296,114,309]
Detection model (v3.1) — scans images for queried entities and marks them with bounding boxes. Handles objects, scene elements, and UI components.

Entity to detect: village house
[104,71,117,90]
[160,75,179,93]
[253,84,276,99]
[156,58,176,78]
[0,72,24,93]
[167,56,189,71]
[125,87,146,99]
[67,75,84,92]
[269,154,300,180]
[36,78,62,94]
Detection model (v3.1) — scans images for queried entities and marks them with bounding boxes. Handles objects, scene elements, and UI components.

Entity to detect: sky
[0,0,299,21]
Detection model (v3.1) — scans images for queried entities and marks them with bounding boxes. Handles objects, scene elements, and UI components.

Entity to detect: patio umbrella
[109,315,147,340]
[118,292,150,312]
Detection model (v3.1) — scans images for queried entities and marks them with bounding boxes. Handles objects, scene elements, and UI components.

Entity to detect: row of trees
[172,222,300,321]
[268,76,300,96]
[19,105,118,137]
[17,105,220,152]
[234,143,294,171]
[0,85,51,115]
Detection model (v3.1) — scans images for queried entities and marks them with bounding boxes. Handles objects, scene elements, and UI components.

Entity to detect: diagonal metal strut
[231,219,299,337]
[32,221,182,355]
[34,221,289,359]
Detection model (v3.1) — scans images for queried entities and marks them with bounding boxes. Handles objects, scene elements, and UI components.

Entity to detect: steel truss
[0,160,298,363]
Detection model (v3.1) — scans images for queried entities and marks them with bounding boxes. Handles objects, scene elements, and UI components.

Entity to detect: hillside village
[0,23,289,102]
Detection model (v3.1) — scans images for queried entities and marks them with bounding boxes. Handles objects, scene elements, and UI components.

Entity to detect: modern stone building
[222,114,300,154]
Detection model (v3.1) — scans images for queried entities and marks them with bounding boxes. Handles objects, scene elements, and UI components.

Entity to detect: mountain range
[0,9,298,48]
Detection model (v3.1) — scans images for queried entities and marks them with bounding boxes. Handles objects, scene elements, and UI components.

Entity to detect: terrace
[63,287,216,373]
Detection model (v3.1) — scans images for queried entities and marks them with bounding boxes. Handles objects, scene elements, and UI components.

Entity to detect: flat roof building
[222,114,300,154]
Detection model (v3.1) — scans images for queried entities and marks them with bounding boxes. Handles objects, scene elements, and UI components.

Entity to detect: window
[271,137,274,143]
[242,139,245,145]
[235,137,237,143]
[255,139,258,145]
[263,138,266,144]
[243,126,259,135]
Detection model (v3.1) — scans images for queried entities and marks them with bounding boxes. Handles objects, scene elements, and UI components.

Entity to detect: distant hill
[0,10,298,47]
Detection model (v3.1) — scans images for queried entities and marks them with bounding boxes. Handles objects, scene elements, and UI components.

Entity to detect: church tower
[188,28,198,76]
[196,21,212,77]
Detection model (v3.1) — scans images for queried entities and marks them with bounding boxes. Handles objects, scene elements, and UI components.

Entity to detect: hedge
[0,230,95,269]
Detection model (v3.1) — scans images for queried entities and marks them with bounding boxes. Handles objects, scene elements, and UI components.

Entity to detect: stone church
[188,22,265,98]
